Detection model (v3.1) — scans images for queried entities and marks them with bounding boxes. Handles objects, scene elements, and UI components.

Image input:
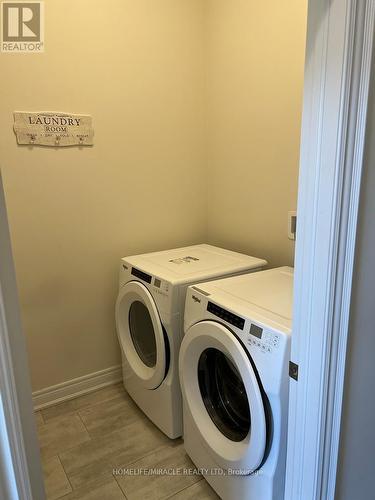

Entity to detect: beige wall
[206,0,307,267]
[0,1,307,392]
[0,0,207,391]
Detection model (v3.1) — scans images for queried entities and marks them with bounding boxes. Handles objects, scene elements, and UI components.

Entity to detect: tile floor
[36,383,219,500]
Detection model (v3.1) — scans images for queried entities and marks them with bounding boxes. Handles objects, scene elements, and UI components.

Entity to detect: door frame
[0,1,374,499]
[285,1,375,499]
[0,172,45,500]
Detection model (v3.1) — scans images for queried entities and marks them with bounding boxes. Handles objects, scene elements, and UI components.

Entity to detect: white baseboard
[32,365,122,411]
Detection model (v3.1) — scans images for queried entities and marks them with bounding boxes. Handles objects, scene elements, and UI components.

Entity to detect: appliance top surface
[122,244,267,284]
[196,267,294,327]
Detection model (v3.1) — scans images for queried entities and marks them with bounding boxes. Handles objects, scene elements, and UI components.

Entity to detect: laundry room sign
[13,111,94,146]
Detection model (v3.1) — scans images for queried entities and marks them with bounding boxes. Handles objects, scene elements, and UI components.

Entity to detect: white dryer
[179,267,293,499]
[115,244,266,439]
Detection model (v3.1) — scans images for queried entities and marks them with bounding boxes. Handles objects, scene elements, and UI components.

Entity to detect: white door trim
[0,301,32,500]
[285,1,375,499]
[0,172,45,500]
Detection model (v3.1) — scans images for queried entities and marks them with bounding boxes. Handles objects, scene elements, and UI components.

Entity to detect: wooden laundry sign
[13,111,94,147]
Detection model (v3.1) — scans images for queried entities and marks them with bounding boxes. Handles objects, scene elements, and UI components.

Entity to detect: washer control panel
[247,324,280,354]
[207,301,245,330]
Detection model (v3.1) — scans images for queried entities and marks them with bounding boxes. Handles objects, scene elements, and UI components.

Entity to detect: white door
[179,320,267,473]
[116,281,167,389]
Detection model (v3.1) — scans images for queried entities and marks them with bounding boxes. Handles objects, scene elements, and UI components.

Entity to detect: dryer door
[179,320,267,473]
[116,281,167,389]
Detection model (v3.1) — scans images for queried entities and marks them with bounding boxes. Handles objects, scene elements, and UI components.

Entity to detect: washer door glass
[129,300,157,368]
[179,320,267,472]
[198,348,250,442]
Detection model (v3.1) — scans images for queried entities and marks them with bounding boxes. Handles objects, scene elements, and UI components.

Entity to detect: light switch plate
[288,211,297,240]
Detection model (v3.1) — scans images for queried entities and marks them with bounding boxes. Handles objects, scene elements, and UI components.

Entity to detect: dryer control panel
[129,267,170,296]
[118,260,177,317]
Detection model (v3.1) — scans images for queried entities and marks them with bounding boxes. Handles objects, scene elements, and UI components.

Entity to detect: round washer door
[116,281,167,389]
[179,320,267,473]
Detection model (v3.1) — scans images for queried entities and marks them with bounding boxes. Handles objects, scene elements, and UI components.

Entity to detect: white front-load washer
[115,244,266,439]
[179,267,293,499]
